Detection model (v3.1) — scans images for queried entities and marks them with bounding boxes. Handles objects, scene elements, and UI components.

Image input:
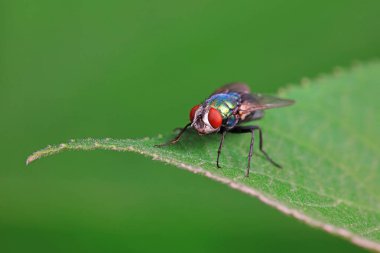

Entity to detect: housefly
[155,83,294,177]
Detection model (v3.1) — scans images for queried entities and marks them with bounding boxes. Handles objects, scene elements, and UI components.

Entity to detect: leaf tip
[26,154,37,165]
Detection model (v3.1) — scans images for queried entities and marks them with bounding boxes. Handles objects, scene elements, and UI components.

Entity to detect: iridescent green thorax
[205,92,241,128]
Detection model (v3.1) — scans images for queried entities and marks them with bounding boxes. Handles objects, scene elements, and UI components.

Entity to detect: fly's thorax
[225,114,239,128]
[208,93,240,129]
[208,93,240,117]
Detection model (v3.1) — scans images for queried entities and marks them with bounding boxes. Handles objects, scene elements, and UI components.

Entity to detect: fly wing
[211,82,251,95]
[211,83,294,122]
[247,93,295,110]
[239,93,295,121]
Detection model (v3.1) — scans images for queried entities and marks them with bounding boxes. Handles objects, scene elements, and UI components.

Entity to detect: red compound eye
[190,105,200,122]
[208,108,222,128]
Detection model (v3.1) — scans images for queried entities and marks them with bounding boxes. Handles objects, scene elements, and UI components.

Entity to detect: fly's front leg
[216,131,226,168]
[155,122,192,147]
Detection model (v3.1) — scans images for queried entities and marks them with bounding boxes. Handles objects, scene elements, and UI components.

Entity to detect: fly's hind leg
[255,126,282,168]
[229,125,281,177]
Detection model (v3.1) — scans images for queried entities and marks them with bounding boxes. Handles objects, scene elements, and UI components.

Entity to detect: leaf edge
[26,138,380,252]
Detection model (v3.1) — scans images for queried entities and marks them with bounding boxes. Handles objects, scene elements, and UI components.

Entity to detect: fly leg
[155,122,191,147]
[229,125,281,177]
[255,126,282,169]
[216,131,226,168]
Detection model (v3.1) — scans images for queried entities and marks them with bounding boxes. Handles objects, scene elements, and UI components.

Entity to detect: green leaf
[27,62,380,252]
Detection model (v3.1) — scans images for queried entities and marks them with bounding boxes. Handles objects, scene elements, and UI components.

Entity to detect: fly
[155,83,294,177]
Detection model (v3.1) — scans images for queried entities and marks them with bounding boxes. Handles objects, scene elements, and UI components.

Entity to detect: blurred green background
[1,0,380,252]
